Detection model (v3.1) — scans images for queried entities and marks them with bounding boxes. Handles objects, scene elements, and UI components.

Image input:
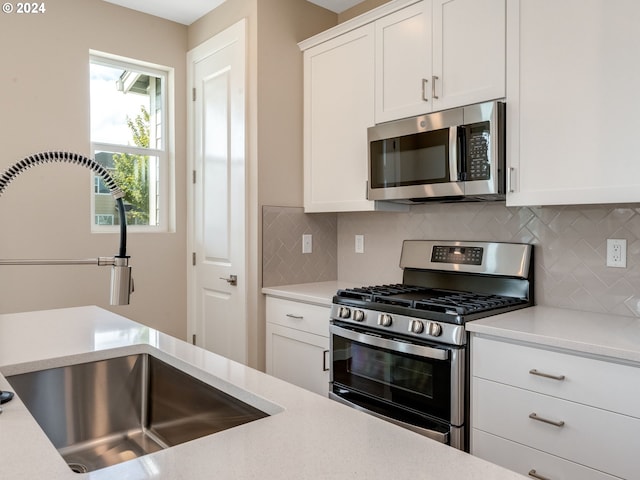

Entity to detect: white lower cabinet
[265,296,330,396]
[473,430,619,480]
[471,335,640,479]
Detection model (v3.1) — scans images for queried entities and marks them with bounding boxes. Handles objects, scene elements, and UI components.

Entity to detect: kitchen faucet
[0,151,134,409]
[0,151,133,304]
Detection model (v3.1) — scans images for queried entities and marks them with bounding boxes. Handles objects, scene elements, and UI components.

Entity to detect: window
[89,52,174,231]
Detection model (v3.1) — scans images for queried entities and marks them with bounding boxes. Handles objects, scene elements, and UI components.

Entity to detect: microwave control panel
[466,122,490,181]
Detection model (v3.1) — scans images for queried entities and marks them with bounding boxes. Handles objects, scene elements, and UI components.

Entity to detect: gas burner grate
[336,284,527,317]
[415,291,525,315]
[336,284,430,302]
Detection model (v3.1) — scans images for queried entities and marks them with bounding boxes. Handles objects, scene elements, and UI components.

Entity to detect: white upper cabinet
[375,2,432,123]
[302,25,377,213]
[300,0,505,212]
[506,0,640,206]
[375,0,506,124]
[432,0,506,111]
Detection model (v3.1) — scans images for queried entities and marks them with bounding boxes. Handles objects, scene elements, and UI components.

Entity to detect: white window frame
[90,51,176,233]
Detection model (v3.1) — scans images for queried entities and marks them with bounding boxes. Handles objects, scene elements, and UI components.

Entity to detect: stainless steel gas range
[329,240,534,451]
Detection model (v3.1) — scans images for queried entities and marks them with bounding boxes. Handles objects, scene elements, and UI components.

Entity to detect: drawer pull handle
[528,469,552,480]
[529,369,565,381]
[529,412,565,427]
[286,314,303,320]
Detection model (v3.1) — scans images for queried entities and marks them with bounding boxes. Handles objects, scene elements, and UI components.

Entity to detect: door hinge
[192,334,197,345]
[192,87,196,101]
[192,169,196,184]
[192,252,196,265]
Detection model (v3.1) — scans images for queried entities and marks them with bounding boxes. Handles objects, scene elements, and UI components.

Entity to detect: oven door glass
[330,323,452,422]
[369,127,452,188]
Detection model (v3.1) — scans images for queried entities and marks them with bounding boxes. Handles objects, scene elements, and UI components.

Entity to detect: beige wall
[257,0,336,208]
[339,0,390,22]
[0,0,188,338]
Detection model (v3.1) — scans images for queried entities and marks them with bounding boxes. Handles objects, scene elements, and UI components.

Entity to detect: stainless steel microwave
[367,101,505,203]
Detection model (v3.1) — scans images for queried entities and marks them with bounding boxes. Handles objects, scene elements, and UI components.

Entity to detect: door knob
[219,274,237,286]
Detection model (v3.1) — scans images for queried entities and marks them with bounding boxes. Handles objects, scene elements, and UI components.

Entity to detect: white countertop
[467,305,640,364]
[0,306,524,480]
[262,280,358,306]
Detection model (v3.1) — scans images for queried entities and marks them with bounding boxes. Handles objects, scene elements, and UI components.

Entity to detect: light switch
[355,235,364,254]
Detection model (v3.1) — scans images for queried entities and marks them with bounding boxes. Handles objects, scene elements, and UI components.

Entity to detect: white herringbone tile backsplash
[262,206,337,287]
[263,203,640,318]
[337,203,640,318]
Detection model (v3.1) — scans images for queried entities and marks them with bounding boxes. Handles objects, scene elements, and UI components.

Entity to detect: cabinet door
[266,323,329,396]
[507,0,640,206]
[303,25,375,212]
[432,0,505,111]
[375,1,432,123]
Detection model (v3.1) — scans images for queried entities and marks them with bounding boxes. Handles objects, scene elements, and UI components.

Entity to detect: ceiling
[103,0,365,25]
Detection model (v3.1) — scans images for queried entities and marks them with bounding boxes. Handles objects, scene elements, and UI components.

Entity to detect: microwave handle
[457,126,467,181]
[449,127,459,182]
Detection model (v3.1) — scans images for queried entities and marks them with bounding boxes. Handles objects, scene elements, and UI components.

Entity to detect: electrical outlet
[302,234,312,254]
[355,235,365,254]
[606,239,627,268]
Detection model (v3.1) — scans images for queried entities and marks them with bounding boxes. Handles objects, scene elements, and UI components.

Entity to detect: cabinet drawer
[472,336,640,418]
[472,429,620,480]
[265,296,330,337]
[473,378,640,479]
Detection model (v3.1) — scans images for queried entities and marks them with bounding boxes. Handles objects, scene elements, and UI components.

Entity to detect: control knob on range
[409,320,443,337]
[337,306,351,319]
[377,313,393,327]
[409,319,424,334]
[426,322,443,337]
[353,310,366,322]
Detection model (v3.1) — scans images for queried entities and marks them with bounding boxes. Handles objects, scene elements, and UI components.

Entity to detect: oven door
[329,322,464,446]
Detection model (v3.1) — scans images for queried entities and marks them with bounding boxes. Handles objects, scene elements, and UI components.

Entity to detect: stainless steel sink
[6,354,269,473]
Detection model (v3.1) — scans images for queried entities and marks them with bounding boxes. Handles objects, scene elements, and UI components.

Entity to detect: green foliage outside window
[112,106,151,224]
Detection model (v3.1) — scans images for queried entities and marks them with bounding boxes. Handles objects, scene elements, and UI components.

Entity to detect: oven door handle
[330,324,449,361]
[329,392,450,444]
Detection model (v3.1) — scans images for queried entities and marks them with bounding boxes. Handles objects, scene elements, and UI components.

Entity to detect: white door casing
[187,19,247,365]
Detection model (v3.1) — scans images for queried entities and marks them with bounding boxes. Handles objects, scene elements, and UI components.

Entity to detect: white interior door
[188,20,247,364]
